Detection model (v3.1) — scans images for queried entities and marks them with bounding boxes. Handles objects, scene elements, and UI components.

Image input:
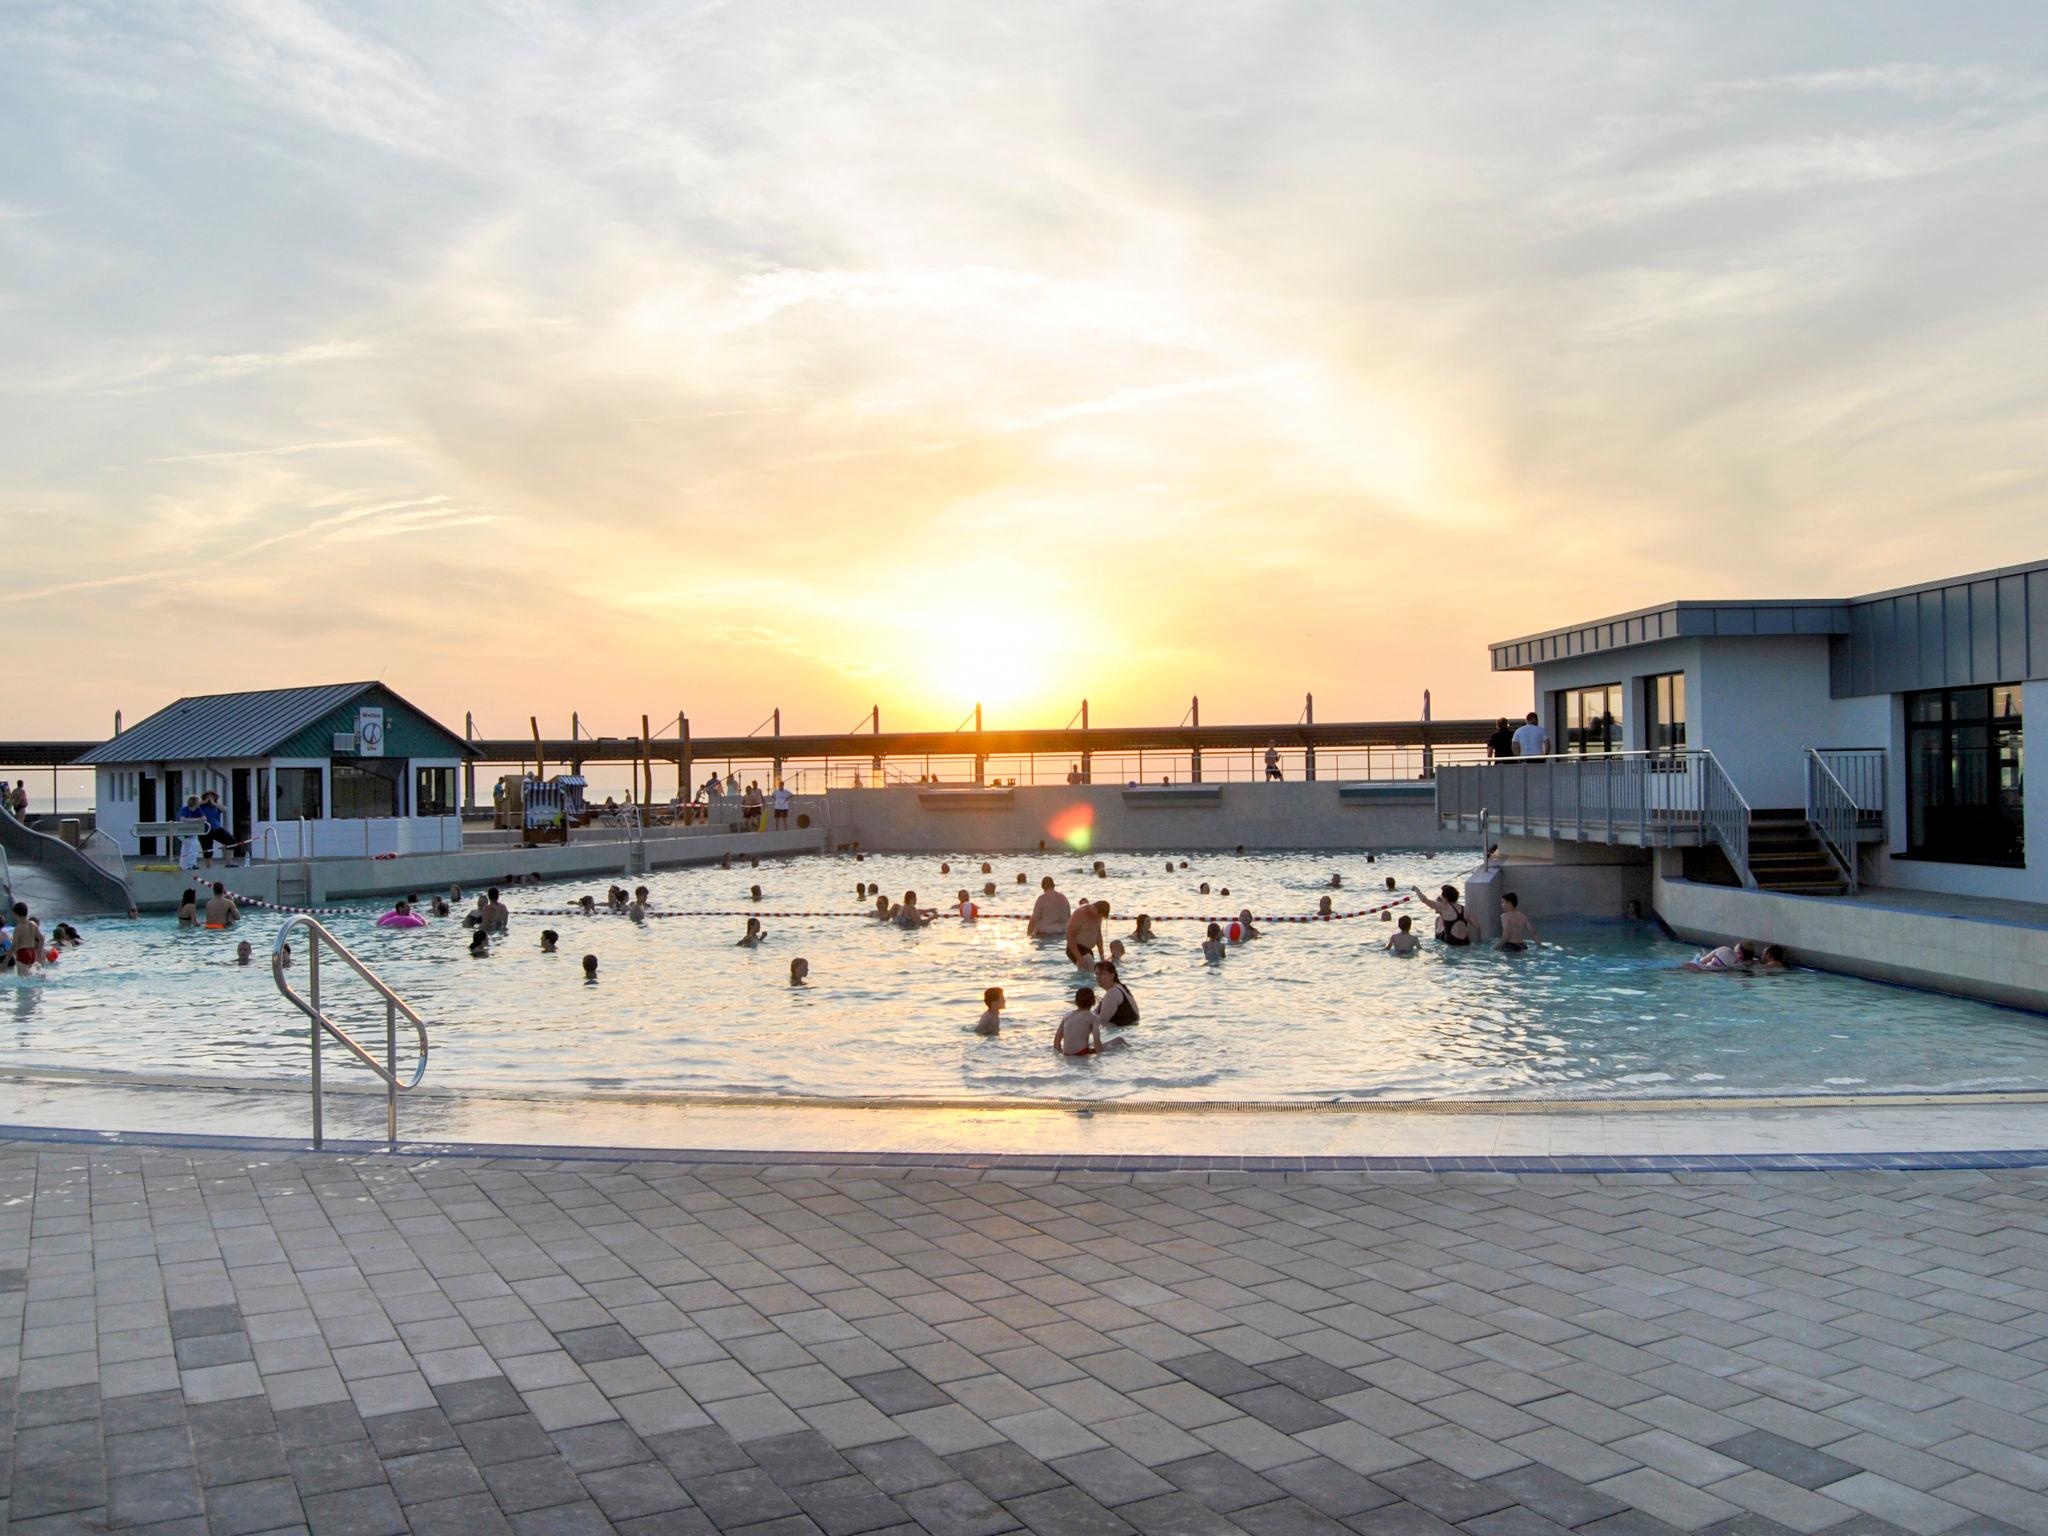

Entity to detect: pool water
[16,851,2048,1103]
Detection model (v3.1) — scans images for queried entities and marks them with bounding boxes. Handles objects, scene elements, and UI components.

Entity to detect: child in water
[1054,989,1104,1056]
[1202,923,1227,963]
[468,929,491,957]
[539,930,559,953]
[790,957,809,985]
[1384,915,1418,955]
[975,986,1004,1035]
[738,918,767,948]
[582,954,599,983]
[1130,914,1154,942]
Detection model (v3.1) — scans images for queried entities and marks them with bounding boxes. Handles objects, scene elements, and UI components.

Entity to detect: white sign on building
[355,706,386,757]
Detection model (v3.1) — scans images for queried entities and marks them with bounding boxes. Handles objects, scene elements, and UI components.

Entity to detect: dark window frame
[414,766,459,817]
[1905,683,2024,868]
[274,767,324,821]
[1557,682,1625,756]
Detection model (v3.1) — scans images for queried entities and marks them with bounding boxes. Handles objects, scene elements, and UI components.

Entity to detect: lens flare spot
[1048,802,1094,852]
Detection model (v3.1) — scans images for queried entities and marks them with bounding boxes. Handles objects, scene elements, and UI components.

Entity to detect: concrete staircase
[1747,808,1847,895]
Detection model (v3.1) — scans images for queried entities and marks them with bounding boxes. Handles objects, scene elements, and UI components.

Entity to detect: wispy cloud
[140,437,409,466]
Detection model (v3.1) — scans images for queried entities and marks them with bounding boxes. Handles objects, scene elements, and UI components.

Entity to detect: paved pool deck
[3,1135,2047,1535]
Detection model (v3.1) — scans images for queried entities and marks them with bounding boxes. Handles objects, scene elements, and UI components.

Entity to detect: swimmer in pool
[577,895,596,915]
[982,881,996,897]
[1092,860,1106,878]
[1384,876,1397,891]
[1498,893,1535,950]
[1066,900,1110,969]
[894,892,935,928]
[1202,923,1227,963]
[177,888,198,927]
[955,890,977,920]
[738,918,767,947]
[1054,989,1105,1056]
[468,929,491,957]
[432,897,451,918]
[1757,944,1790,971]
[236,940,254,965]
[53,924,80,948]
[582,954,598,982]
[1198,882,1211,896]
[1329,873,1343,889]
[1318,896,1334,918]
[1027,877,1071,938]
[376,899,423,929]
[1016,872,1027,884]
[975,986,1004,1036]
[980,863,992,874]
[1093,962,1138,1027]
[1130,914,1154,942]
[1107,939,1126,966]
[790,957,809,985]
[1413,885,1473,946]
[628,886,650,923]
[203,884,239,930]
[1233,909,1260,942]
[1624,899,1643,919]
[940,862,951,875]
[540,929,559,953]
[1687,941,1756,971]
[749,885,763,902]
[1385,915,1419,955]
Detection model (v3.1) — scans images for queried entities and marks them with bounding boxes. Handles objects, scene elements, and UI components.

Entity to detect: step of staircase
[1745,810,1846,895]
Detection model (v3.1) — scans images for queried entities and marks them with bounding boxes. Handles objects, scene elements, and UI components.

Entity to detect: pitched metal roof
[75,682,465,765]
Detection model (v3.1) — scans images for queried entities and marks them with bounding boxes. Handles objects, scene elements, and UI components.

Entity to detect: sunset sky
[5,2,2047,744]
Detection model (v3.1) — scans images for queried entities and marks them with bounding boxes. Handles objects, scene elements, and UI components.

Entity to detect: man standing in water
[1065,899,1111,970]
[1027,876,1071,939]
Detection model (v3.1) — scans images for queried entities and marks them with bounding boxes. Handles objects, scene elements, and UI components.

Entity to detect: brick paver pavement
[1,1142,2045,1535]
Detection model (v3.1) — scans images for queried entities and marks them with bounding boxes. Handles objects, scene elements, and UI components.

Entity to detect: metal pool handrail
[271,915,430,1149]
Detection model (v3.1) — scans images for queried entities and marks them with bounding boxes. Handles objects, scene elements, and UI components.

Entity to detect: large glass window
[332,762,402,819]
[275,768,323,821]
[1643,672,1686,757]
[1559,684,1624,755]
[415,766,458,817]
[1906,684,2023,867]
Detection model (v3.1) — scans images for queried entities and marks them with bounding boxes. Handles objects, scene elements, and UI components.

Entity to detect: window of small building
[1906,684,2024,867]
[332,761,403,819]
[275,768,324,821]
[1558,683,1624,754]
[1643,672,1686,759]
[415,766,458,816]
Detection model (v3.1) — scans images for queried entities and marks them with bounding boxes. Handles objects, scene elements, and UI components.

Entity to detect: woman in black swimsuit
[1412,883,1473,946]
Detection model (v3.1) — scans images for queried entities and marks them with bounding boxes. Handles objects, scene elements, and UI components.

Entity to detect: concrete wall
[826,782,1465,854]
[1654,870,2048,1013]
[123,827,825,911]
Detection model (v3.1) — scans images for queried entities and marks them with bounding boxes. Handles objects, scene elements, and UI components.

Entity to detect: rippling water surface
[13,849,2048,1102]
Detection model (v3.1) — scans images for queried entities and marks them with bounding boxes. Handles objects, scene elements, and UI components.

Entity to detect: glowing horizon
[5,4,2047,743]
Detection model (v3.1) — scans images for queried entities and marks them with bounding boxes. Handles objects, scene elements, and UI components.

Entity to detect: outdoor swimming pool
[14,850,2048,1104]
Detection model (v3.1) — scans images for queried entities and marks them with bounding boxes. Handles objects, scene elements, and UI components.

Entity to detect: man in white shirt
[1511,712,1549,757]
[771,781,792,828]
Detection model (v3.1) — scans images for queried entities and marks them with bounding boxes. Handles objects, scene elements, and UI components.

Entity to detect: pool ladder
[271,915,430,1149]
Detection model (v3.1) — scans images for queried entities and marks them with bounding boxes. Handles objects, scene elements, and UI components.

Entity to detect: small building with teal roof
[76,682,476,861]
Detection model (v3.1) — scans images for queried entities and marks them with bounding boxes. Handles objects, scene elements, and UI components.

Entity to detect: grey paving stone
[1266,1456,1396,1518]
[748,1428,858,1486]
[289,1438,388,1497]
[103,1389,188,1437]
[508,1501,617,1536]
[187,1396,276,1445]
[1259,1356,1369,1402]
[560,1325,651,1367]
[790,1472,909,1536]
[301,1481,408,1536]
[949,1442,1066,1501]
[462,1413,561,1468]
[194,1431,291,1489]
[1229,1384,1344,1434]
[1053,1447,1177,1507]
[1576,1513,1687,1536]
[583,1461,692,1521]
[1377,1460,1515,1524]
[1118,1490,1247,1536]
[202,1473,304,1535]
[846,1436,960,1494]
[386,1446,490,1505]
[1007,1485,1136,1536]
[1484,1465,1630,1529]
[1341,1501,1463,1536]
[168,1305,242,1341]
[107,1466,206,1527]
[408,1489,518,1535]
[1165,1352,1277,1398]
[898,1477,1020,1536]
[275,1402,369,1450]
[682,1465,803,1526]
[18,1384,102,1428]
[557,1421,660,1474]
[848,1368,953,1415]
[435,1375,528,1424]
[483,1453,591,1515]
[365,1405,458,1458]
[1159,1451,1286,1514]
[1235,1495,1355,1536]
[1712,1432,1861,1492]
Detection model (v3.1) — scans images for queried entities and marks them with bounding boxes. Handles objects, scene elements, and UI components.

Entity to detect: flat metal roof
[1490,558,2048,673]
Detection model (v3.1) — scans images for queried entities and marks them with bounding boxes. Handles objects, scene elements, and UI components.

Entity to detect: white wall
[828,782,1463,853]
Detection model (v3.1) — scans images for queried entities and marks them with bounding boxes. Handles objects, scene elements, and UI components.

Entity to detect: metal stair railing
[1698,750,1757,890]
[1805,748,1868,893]
[270,915,430,1149]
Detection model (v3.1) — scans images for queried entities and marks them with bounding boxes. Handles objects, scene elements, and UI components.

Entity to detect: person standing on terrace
[1264,744,1281,780]
[1487,717,1516,760]
[1511,712,1548,757]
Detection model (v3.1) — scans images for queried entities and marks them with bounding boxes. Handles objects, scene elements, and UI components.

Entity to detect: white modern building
[79,682,476,862]
[1437,560,2043,1007]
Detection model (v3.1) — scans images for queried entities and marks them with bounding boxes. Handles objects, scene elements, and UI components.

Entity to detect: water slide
[0,811,134,919]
